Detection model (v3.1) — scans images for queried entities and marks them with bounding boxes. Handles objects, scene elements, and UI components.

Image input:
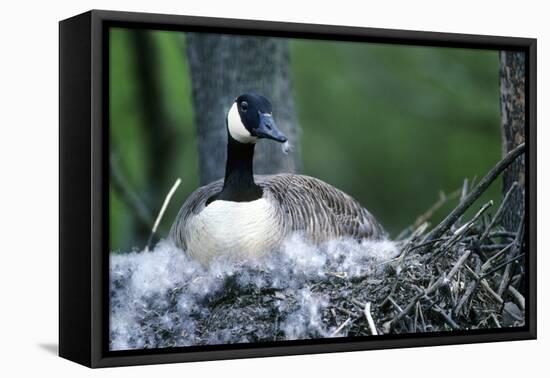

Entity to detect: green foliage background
[110,28,501,252]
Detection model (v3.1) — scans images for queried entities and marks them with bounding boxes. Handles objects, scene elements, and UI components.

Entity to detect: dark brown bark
[185,33,301,185]
[499,51,526,232]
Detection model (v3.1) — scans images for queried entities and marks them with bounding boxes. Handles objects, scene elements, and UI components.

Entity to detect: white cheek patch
[227,102,257,144]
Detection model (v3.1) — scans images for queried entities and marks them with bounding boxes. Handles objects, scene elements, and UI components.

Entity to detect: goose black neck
[224,136,257,188]
[211,135,263,203]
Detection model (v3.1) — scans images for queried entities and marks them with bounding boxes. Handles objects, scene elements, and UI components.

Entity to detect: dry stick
[480,244,511,251]
[380,280,400,309]
[145,178,182,251]
[425,298,460,330]
[363,302,378,335]
[464,264,504,304]
[460,178,469,201]
[421,143,525,246]
[508,285,525,311]
[503,305,524,322]
[406,237,447,254]
[351,298,366,308]
[482,253,525,278]
[455,280,478,316]
[481,243,514,271]
[335,306,357,318]
[330,317,351,337]
[387,296,404,313]
[389,250,471,330]
[446,250,472,283]
[454,256,481,317]
[489,231,517,239]
[402,222,430,248]
[480,279,504,305]
[430,203,493,261]
[479,182,519,243]
[453,201,494,238]
[395,223,432,263]
[413,189,461,229]
[396,189,459,241]
[455,178,470,226]
[418,302,427,332]
[491,313,502,328]
[413,302,419,332]
[497,214,525,296]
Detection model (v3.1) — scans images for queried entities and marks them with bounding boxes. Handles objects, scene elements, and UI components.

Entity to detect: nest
[194,206,525,340]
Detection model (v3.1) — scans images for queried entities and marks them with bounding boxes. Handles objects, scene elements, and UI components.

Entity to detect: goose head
[226,93,288,145]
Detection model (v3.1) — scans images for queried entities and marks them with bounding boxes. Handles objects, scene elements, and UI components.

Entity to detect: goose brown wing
[169,179,224,250]
[257,174,386,241]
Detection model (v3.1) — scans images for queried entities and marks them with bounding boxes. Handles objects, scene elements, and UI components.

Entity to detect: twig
[455,179,470,226]
[497,214,525,296]
[387,296,404,313]
[417,302,426,332]
[145,178,182,251]
[480,279,504,305]
[481,243,514,272]
[460,178,469,202]
[479,182,519,243]
[422,143,525,244]
[445,250,472,282]
[429,203,492,260]
[406,237,446,253]
[335,306,357,318]
[330,318,351,337]
[508,285,525,311]
[480,244,512,251]
[482,253,525,279]
[453,201,493,238]
[426,299,460,330]
[454,260,481,317]
[413,189,461,229]
[351,298,366,308]
[363,302,378,335]
[464,262,504,305]
[491,313,502,328]
[389,249,471,330]
[413,302,419,332]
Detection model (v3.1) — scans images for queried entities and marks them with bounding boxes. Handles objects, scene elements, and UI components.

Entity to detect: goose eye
[240,101,248,112]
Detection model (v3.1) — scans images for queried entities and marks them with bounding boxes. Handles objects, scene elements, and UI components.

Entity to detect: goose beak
[254,112,287,143]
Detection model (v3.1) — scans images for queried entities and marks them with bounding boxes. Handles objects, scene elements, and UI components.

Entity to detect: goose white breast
[183,198,283,264]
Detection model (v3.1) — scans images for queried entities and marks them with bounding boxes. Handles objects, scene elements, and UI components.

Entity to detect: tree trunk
[499,51,526,232]
[185,33,301,185]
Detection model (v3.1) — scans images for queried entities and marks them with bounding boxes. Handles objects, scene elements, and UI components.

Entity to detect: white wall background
[0,0,546,376]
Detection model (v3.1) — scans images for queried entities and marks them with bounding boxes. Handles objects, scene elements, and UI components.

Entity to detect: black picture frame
[59,9,537,368]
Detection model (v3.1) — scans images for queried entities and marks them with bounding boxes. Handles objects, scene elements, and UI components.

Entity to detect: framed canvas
[59,10,537,368]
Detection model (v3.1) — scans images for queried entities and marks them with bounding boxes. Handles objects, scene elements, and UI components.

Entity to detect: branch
[146,178,182,251]
[479,182,519,243]
[363,302,378,336]
[422,143,525,245]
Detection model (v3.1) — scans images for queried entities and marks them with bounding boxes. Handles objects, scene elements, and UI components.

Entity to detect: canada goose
[170,93,386,264]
